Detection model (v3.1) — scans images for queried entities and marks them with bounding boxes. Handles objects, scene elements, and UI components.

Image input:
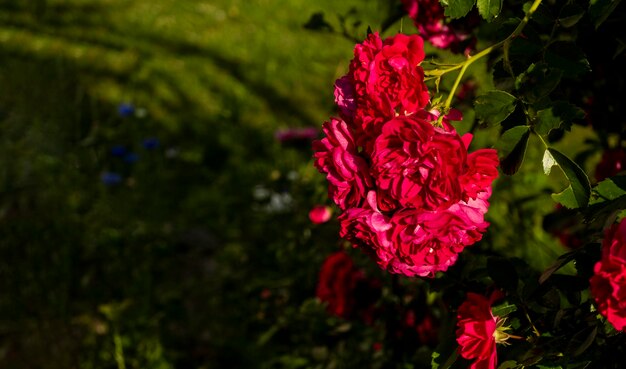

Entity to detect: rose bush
[590,219,626,331]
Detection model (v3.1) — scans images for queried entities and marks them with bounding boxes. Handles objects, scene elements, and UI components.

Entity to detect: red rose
[386,190,491,277]
[316,251,381,322]
[456,292,504,369]
[371,115,467,212]
[335,32,430,145]
[338,192,394,268]
[312,117,372,210]
[590,220,626,331]
[460,147,500,201]
[595,148,626,182]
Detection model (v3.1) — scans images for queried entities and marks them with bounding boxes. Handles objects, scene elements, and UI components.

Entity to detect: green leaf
[444,0,476,18]
[589,0,623,29]
[585,176,626,221]
[546,148,591,209]
[498,361,519,369]
[474,90,518,127]
[477,0,502,21]
[535,101,585,136]
[492,302,518,317]
[494,126,530,175]
[516,63,563,103]
[558,4,585,28]
[545,42,591,77]
[539,251,577,284]
[568,326,598,357]
[590,176,626,204]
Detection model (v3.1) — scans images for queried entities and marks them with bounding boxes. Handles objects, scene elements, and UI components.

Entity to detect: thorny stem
[437,0,545,114]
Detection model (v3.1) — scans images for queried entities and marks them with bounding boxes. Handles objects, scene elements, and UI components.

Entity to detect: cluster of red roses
[313,32,499,277]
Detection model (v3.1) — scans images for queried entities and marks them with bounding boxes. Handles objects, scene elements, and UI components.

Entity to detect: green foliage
[477,0,502,21]
[495,126,531,175]
[543,148,591,209]
[443,0,476,18]
[474,90,518,127]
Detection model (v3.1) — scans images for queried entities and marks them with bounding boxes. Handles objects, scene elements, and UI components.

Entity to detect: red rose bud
[309,205,333,224]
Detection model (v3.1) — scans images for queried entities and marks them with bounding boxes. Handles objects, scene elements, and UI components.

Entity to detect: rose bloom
[590,220,626,331]
[338,128,498,277]
[312,117,372,210]
[456,292,507,369]
[316,251,381,322]
[401,0,478,54]
[595,148,626,182]
[370,115,467,212]
[334,32,430,145]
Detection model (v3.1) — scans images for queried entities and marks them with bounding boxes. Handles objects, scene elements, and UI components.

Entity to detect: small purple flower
[101,172,123,186]
[142,137,160,150]
[110,145,127,157]
[124,152,139,164]
[118,103,135,118]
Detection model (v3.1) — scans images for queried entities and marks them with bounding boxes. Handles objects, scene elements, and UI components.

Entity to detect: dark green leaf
[567,361,592,369]
[539,251,577,284]
[474,90,518,127]
[585,195,626,223]
[535,101,585,136]
[495,126,530,175]
[589,0,623,29]
[545,42,591,77]
[443,0,476,18]
[568,326,598,357]
[303,12,334,32]
[492,302,518,317]
[545,148,591,209]
[558,4,585,28]
[516,63,563,103]
[477,0,502,21]
[498,361,519,369]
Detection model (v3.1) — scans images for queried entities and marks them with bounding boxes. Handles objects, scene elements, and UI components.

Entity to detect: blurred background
[0,0,594,368]
[0,1,388,367]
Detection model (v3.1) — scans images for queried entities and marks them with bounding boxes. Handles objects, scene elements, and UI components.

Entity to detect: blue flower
[118,103,135,118]
[142,137,160,150]
[101,172,123,186]
[110,145,127,157]
[124,152,139,164]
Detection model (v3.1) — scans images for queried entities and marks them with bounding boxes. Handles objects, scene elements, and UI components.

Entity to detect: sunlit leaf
[545,148,591,209]
[443,0,476,18]
[477,0,502,21]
